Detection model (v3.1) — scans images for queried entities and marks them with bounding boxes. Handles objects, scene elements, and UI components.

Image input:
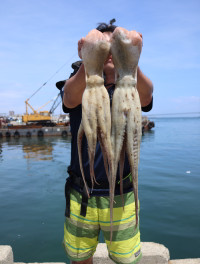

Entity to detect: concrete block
[138,242,170,264]
[170,260,200,264]
[0,246,13,264]
[94,242,170,264]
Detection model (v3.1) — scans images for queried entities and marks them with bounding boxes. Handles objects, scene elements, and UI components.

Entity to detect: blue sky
[0,0,199,116]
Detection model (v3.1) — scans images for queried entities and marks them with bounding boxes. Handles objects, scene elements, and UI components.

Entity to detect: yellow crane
[22,99,51,123]
[22,94,61,124]
[22,68,63,124]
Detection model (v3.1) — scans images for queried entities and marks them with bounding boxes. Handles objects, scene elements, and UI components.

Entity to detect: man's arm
[63,64,86,109]
[137,67,153,108]
[63,64,153,109]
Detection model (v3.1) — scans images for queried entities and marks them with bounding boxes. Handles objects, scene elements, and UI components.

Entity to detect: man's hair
[96,19,117,33]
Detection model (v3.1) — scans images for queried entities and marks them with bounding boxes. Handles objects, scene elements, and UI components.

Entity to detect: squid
[77,28,143,244]
[110,27,143,241]
[77,29,113,197]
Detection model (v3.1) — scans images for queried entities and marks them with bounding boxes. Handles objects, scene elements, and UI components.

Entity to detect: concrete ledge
[0,246,13,264]
[93,243,114,263]
[1,244,200,264]
[139,242,170,264]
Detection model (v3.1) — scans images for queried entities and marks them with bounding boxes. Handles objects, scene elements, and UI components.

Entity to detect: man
[58,20,153,264]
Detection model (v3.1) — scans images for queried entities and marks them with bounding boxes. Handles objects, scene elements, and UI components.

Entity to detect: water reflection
[23,143,53,161]
[0,143,2,162]
[142,130,155,143]
[22,138,56,161]
[0,137,65,161]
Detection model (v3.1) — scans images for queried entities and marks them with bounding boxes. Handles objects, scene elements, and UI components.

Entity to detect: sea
[0,115,200,263]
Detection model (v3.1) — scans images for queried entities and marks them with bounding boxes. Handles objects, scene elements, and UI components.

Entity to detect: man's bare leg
[71,256,93,264]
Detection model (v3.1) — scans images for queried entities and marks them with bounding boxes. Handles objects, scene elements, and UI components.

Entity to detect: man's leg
[99,192,142,264]
[71,256,93,264]
[63,188,99,263]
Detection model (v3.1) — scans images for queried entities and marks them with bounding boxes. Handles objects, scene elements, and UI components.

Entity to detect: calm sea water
[0,117,200,262]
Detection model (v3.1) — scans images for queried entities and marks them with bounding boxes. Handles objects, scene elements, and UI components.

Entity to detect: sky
[0,0,200,116]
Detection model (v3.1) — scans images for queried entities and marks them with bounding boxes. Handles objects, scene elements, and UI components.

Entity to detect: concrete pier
[1,243,200,264]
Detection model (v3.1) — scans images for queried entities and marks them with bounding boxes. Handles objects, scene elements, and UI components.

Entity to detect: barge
[0,125,71,138]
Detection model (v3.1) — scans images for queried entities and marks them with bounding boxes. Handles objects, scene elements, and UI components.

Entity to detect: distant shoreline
[148,112,200,118]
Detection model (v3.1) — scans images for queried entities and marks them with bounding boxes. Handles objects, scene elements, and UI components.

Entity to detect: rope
[28,53,77,100]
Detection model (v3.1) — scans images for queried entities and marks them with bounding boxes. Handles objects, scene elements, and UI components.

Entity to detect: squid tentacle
[77,122,90,198]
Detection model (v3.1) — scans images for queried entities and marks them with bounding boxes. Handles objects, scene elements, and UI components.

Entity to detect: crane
[22,93,61,124]
[22,60,68,125]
